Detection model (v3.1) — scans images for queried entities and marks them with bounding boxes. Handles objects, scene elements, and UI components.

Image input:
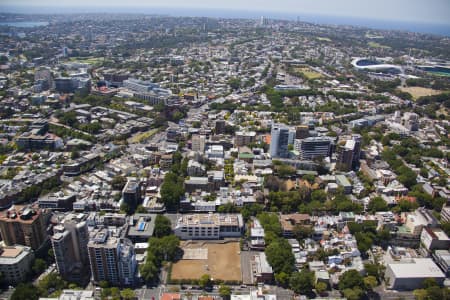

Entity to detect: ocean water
[0,21,49,28]
[1,6,449,37]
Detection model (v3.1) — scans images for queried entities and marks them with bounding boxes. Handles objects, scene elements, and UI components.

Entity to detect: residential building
[251,252,273,283]
[51,213,90,284]
[0,206,49,251]
[235,131,256,147]
[420,227,450,254]
[250,219,265,250]
[192,134,206,152]
[336,175,353,194]
[122,178,142,208]
[87,228,137,286]
[433,250,450,275]
[0,245,34,285]
[279,214,311,237]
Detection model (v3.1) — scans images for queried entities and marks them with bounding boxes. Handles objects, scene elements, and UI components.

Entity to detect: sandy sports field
[171,241,241,282]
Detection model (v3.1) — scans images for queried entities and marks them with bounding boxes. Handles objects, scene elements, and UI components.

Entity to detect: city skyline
[2,0,450,25]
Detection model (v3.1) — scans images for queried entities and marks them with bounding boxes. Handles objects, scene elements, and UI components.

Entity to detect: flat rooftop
[388,258,445,278]
[0,247,22,258]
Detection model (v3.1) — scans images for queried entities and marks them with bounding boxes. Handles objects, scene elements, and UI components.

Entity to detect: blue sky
[2,0,450,25]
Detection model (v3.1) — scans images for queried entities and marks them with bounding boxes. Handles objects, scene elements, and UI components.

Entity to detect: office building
[336,135,361,171]
[123,78,171,105]
[123,78,159,93]
[191,134,206,152]
[215,120,226,134]
[126,213,156,243]
[352,134,362,168]
[87,228,137,286]
[0,245,34,285]
[385,258,445,290]
[0,206,49,251]
[295,125,309,139]
[16,131,63,151]
[122,178,142,208]
[295,136,332,160]
[270,124,295,158]
[52,213,90,284]
[174,213,244,240]
[63,153,100,176]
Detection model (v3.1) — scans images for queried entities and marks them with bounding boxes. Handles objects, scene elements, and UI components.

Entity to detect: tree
[363,276,378,290]
[354,232,373,254]
[413,289,428,300]
[265,238,295,274]
[289,270,315,295]
[228,77,241,90]
[32,258,47,274]
[37,273,67,297]
[315,281,328,294]
[120,203,131,215]
[154,215,172,237]
[292,225,313,240]
[275,272,290,287]
[71,150,80,160]
[218,284,231,299]
[364,263,384,281]
[311,190,327,202]
[199,274,212,290]
[120,288,135,300]
[265,175,282,192]
[367,196,388,213]
[111,175,127,190]
[11,283,39,300]
[135,205,147,213]
[139,253,159,282]
[342,287,364,300]
[338,270,364,291]
[160,172,184,210]
[303,174,316,184]
[422,278,438,289]
[426,286,444,300]
[148,235,180,262]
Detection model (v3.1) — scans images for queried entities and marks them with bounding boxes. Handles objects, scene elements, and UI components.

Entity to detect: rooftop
[388,258,445,278]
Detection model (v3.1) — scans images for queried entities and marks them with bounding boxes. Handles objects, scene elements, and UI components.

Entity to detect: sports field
[399,86,442,100]
[171,241,241,282]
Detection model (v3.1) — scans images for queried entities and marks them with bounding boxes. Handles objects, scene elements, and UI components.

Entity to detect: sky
[2,0,450,25]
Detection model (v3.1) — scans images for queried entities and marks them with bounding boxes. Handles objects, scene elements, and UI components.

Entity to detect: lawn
[295,67,323,80]
[316,37,331,42]
[68,57,104,65]
[127,128,159,144]
[368,41,391,49]
[399,86,443,100]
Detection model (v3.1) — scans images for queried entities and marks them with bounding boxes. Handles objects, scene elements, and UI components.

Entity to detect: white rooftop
[388,258,445,278]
